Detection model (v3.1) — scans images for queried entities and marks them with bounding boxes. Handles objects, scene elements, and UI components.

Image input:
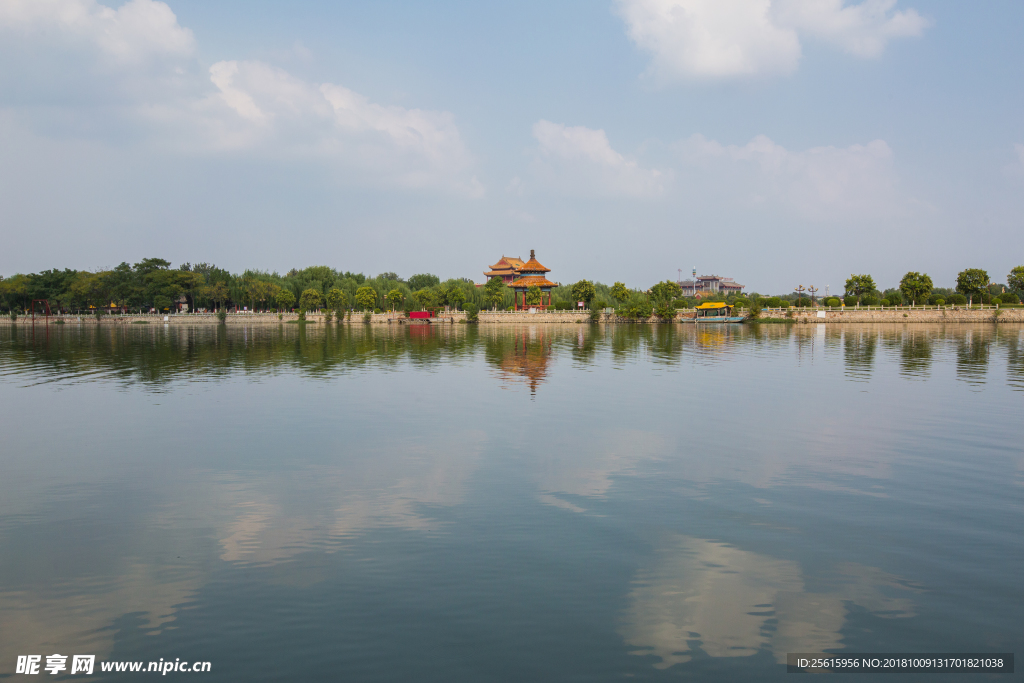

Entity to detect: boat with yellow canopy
[693,301,745,322]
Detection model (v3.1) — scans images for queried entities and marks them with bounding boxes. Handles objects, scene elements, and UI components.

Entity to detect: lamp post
[808,286,818,304]
[795,285,806,305]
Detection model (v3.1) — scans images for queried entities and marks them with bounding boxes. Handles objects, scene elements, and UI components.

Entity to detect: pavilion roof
[510,276,558,289]
[519,257,549,273]
[489,256,524,270]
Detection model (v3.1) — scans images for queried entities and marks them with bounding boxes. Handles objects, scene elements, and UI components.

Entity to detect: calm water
[0,322,1021,681]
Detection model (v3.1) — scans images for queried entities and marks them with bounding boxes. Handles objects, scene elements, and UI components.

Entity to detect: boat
[693,302,745,322]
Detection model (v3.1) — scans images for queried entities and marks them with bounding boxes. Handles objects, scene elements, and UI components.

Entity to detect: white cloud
[677,133,901,219]
[617,0,801,79]
[0,1,480,195]
[616,0,927,80]
[530,120,665,197]
[0,0,195,64]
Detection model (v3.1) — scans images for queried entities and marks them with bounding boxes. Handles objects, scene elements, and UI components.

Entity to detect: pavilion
[509,250,558,311]
[484,255,526,284]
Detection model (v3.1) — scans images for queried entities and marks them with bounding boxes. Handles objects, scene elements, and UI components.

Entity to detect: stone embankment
[2,308,1022,326]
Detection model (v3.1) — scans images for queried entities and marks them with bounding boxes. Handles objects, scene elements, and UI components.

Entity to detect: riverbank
[3,307,1022,326]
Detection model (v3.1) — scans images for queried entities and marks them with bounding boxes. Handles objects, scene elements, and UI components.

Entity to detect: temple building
[510,250,558,310]
[484,255,526,284]
[678,275,745,297]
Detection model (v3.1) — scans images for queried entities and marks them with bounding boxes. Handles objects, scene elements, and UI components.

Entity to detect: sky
[1,0,1022,293]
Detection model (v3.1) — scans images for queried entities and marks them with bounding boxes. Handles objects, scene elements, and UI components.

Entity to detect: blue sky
[1,0,1021,293]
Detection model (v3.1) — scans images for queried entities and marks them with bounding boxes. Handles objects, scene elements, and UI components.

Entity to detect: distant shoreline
[3,308,1022,326]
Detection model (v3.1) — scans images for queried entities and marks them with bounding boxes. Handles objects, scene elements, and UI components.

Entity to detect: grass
[131,320,150,324]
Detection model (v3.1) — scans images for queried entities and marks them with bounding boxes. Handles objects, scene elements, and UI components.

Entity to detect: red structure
[409,311,434,319]
[509,250,558,311]
[29,299,52,322]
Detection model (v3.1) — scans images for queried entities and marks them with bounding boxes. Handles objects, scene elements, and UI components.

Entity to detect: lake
[1,322,1021,681]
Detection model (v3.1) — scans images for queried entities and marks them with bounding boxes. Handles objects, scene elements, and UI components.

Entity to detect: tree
[207,281,230,310]
[354,286,377,311]
[525,285,542,306]
[611,282,629,302]
[483,277,506,310]
[570,280,596,308]
[650,280,682,303]
[298,289,323,312]
[275,287,296,311]
[412,288,435,310]
[385,289,404,311]
[899,271,933,306]
[447,287,466,310]
[844,274,876,302]
[408,273,440,290]
[1008,266,1024,295]
[326,287,347,312]
[956,269,989,305]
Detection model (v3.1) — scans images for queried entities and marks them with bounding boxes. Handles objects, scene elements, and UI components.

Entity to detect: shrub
[860,294,879,306]
[747,301,762,319]
[8,310,16,322]
[843,296,858,306]
[672,299,690,309]
[463,302,479,322]
[934,298,945,306]
[363,312,372,323]
[590,308,602,322]
[779,300,791,309]
[217,309,227,323]
[616,298,653,320]
[297,310,306,322]
[654,302,676,321]
[278,313,283,320]
[947,294,967,305]
[880,299,890,307]
[927,294,942,305]
[794,297,812,307]
[324,310,333,323]
[825,297,841,307]
[373,308,382,314]
[999,292,1021,304]
[764,297,783,308]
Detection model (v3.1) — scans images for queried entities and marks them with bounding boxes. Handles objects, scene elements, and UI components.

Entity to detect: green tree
[1007,266,1024,295]
[412,288,435,310]
[326,287,347,312]
[275,287,296,311]
[447,287,466,310]
[956,269,989,305]
[616,297,653,320]
[483,277,506,310]
[408,273,440,290]
[298,288,323,312]
[525,285,542,305]
[844,274,876,302]
[570,280,596,307]
[385,288,404,311]
[354,286,377,311]
[650,280,682,303]
[899,271,933,306]
[611,282,629,302]
[207,281,230,310]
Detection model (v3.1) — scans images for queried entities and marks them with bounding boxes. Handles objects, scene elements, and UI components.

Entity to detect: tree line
[2,259,1021,318]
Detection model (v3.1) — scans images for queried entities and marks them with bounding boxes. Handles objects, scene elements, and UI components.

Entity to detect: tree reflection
[843,329,877,380]
[898,328,933,379]
[955,328,991,387]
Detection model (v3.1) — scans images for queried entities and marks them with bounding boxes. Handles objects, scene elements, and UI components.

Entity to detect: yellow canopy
[695,302,730,309]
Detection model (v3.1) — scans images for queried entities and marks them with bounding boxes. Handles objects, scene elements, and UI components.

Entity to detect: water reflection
[843,329,877,381]
[897,328,934,379]
[621,536,918,669]
[956,329,991,387]
[483,326,552,395]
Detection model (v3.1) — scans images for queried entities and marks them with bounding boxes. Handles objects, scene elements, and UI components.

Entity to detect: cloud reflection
[621,535,918,669]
